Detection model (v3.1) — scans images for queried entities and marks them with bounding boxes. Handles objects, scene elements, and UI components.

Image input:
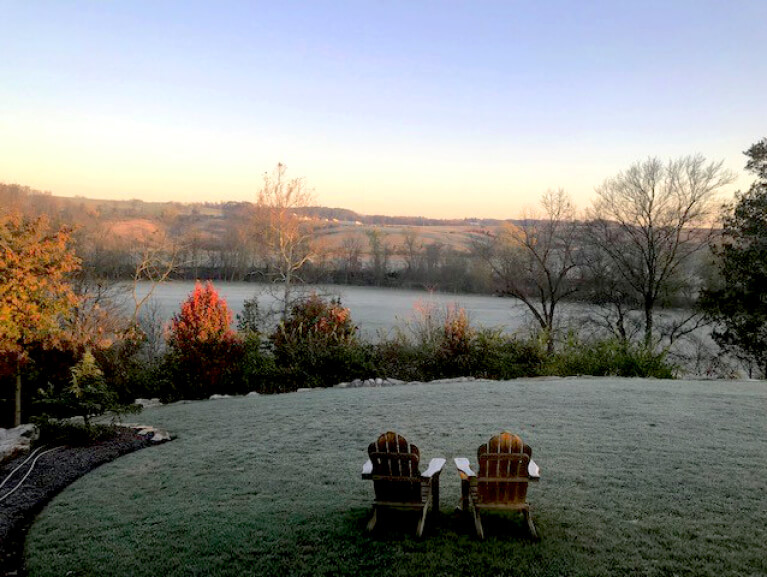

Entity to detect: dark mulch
[0,429,155,576]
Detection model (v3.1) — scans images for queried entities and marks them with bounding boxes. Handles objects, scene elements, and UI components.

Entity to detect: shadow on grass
[291,507,557,577]
[349,506,542,541]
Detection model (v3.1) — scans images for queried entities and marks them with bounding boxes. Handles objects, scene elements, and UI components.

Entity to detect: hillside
[0,183,508,255]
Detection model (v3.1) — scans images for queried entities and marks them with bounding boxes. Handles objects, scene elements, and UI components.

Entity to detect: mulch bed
[0,429,155,576]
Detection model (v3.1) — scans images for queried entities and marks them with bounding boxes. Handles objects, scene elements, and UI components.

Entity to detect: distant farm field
[25,378,767,577]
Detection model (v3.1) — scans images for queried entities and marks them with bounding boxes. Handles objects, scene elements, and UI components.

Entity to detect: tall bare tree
[401,228,423,277]
[338,234,364,283]
[366,228,389,286]
[130,232,182,322]
[254,163,316,320]
[474,189,580,352]
[586,155,734,347]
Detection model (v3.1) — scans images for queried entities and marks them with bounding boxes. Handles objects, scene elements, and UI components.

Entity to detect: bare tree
[474,189,580,352]
[253,163,316,320]
[579,240,643,343]
[338,234,364,283]
[366,228,389,286]
[586,155,734,347]
[401,228,423,277]
[130,233,182,322]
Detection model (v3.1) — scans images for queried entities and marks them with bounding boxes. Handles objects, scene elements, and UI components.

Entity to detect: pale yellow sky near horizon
[0,109,751,219]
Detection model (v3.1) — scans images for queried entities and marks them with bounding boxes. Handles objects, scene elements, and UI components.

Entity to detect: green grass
[25,378,767,577]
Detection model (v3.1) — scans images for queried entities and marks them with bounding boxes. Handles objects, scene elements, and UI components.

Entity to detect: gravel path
[0,429,154,576]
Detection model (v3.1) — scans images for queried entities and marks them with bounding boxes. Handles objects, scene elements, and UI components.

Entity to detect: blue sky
[1,1,763,218]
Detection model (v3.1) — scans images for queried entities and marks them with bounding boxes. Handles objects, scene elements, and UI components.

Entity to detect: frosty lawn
[24,378,767,577]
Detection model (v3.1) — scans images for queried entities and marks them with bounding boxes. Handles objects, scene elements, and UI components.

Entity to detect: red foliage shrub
[164,281,243,398]
[167,281,238,350]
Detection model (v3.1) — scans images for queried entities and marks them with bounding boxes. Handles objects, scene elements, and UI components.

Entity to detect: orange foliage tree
[168,281,237,349]
[165,281,242,398]
[0,213,80,425]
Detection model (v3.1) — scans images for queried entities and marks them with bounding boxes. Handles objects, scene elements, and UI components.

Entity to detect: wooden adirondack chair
[454,431,540,539]
[361,431,446,537]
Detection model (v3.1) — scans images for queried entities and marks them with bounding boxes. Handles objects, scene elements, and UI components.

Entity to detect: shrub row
[13,287,675,421]
[118,291,674,401]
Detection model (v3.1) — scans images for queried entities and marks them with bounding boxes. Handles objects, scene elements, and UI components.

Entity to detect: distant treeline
[0,181,707,304]
[0,183,508,294]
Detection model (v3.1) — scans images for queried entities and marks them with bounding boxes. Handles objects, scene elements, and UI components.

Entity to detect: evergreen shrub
[270,294,374,388]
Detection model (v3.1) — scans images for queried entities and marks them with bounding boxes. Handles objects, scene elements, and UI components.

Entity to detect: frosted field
[25,378,767,577]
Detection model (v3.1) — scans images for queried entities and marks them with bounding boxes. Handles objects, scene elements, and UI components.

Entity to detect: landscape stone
[246,391,261,396]
[134,398,162,408]
[123,424,174,443]
[0,424,38,464]
[209,394,232,400]
[329,375,483,390]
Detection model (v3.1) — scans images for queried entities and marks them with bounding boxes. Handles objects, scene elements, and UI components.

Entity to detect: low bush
[32,418,120,447]
[373,305,547,381]
[270,295,375,388]
[94,327,160,404]
[373,326,548,382]
[373,303,472,381]
[465,329,547,379]
[34,349,140,427]
[239,333,284,394]
[548,335,674,378]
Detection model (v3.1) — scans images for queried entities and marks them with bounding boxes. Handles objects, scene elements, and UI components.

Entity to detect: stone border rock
[0,425,39,467]
[333,376,479,388]
[131,377,485,406]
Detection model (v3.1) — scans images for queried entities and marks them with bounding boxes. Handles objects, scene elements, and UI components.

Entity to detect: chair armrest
[362,459,373,479]
[528,459,541,480]
[422,458,446,479]
[454,457,476,478]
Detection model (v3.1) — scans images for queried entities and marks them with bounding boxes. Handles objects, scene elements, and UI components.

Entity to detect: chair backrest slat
[368,431,422,503]
[477,431,532,505]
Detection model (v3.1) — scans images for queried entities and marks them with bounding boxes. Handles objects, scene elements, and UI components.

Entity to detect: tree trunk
[545,309,555,355]
[14,369,22,427]
[282,269,292,321]
[616,307,628,343]
[545,334,555,355]
[644,301,654,348]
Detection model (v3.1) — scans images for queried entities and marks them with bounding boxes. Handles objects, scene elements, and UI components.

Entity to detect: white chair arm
[528,459,540,480]
[421,457,446,478]
[454,457,476,477]
[362,459,373,479]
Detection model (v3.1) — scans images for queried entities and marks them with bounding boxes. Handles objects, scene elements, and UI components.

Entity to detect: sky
[1,1,764,219]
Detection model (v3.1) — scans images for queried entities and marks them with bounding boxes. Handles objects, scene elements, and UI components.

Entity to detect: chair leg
[432,478,440,514]
[366,507,378,533]
[456,478,470,512]
[416,504,429,538]
[523,509,538,540]
[472,505,484,540]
